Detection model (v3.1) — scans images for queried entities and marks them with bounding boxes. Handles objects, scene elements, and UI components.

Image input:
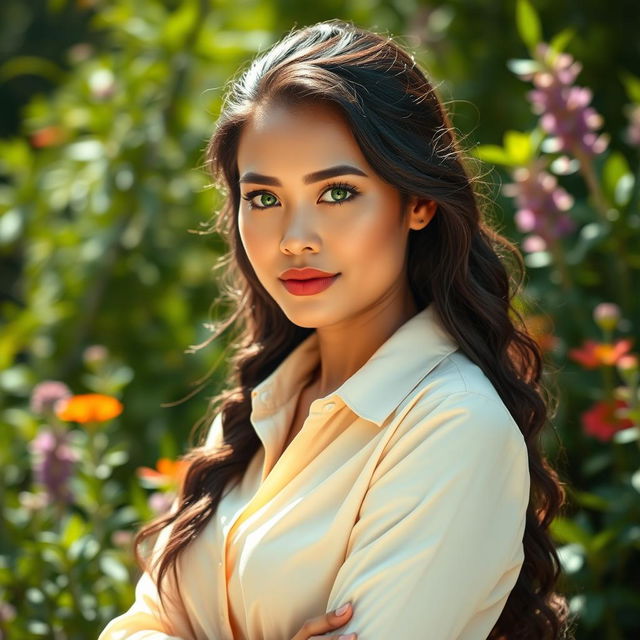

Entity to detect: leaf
[549,516,593,547]
[516,0,543,51]
[557,543,585,573]
[506,58,541,77]
[602,151,633,207]
[619,70,640,103]
[103,448,129,467]
[631,469,640,494]
[504,130,534,165]
[613,426,639,444]
[565,222,610,266]
[470,144,514,166]
[590,527,618,552]
[161,0,199,52]
[548,28,576,56]
[571,489,609,511]
[61,513,89,549]
[0,56,65,83]
[68,534,100,562]
[99,551,129,583]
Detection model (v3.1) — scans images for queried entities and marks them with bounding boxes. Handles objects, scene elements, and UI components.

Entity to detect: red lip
[279,267,339,281]
[281,274,340,296]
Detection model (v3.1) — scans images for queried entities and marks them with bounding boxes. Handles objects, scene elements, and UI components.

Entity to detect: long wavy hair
[133,19,575,640]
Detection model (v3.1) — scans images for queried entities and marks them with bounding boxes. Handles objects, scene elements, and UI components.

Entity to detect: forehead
[237,99,366,173]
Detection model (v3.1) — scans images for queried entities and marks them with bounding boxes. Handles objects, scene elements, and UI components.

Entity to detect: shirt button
[260,390,270,402]
[323,402,336,412]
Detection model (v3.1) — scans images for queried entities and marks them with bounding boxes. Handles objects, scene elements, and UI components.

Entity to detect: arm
[97,519,197,640]
[97,412,225,640]
[322,392,531,640]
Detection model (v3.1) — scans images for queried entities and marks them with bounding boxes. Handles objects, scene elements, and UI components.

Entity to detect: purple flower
[29,428,78,505]
[623,104,640,148]
[148,490,176,516]
[516,43,609,159]
[30,380,72,416]
[503,157,576,247]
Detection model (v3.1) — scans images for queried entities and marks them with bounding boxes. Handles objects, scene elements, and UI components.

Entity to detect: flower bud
[593,303,620,332]
[617,354,639,387]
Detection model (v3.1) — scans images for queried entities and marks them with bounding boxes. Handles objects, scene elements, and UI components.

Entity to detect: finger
[292,603,354,639]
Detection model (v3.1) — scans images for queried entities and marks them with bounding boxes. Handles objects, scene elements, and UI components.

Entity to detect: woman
[98,19,573,640]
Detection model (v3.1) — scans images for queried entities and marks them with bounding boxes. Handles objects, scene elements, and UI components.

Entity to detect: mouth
[280,273,340,296]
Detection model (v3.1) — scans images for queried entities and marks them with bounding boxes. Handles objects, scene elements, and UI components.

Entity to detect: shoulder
[386,351,526,460]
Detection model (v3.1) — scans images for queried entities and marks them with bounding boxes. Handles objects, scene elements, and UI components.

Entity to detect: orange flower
[522,313,558,353]
[137,458,189,489]
[581,399,634,442]
[568,338,634,369]
[55,393,123,423]
[30,126,66,148]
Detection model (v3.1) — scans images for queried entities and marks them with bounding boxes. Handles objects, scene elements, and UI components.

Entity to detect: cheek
[238,213,266,266]
[346,206,407,273]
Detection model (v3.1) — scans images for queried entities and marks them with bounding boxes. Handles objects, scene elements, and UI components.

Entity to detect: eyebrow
[238,164,368,186]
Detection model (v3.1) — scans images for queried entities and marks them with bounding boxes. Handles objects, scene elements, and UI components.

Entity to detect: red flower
[581,399,634,442]
[568,338,634,369]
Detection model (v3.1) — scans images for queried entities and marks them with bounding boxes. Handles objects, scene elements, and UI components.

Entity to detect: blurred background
[1,0,639,638]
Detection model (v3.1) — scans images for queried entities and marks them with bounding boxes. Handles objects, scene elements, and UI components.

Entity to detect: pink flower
[30,380,72,416]
[515,43,609,159]
[503,157,576,245]
[148,491,177,516]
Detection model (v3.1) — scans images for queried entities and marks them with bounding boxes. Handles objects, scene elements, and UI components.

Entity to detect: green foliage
[1,1,639,639]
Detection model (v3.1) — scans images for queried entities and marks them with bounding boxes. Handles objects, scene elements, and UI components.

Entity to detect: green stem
[86,427,105,543]
[602,366,614,404]
[574,147,632,310]
[574,147,610,221]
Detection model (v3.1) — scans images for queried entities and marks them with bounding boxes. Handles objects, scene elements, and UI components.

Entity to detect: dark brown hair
[133,18,575,639]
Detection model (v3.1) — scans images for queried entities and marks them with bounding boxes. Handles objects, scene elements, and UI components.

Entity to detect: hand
[290,601,357,640]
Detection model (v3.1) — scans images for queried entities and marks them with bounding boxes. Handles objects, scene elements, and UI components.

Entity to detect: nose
[280,207,320,255]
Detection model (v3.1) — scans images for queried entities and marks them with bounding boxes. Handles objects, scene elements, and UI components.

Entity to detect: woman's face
[236,99,435,329]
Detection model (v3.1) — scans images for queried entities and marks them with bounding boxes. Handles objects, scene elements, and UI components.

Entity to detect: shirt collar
[250,302,460,427]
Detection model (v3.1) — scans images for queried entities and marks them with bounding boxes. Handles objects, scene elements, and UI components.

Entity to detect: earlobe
[408,198,437,231]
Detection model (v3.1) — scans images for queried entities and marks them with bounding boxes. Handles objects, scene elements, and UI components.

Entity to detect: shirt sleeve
[98,412,224,640]
[97,517,198,640]
[322,392,531,640]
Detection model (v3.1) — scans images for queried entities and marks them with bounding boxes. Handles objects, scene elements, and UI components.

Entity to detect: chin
[279,304,339,330]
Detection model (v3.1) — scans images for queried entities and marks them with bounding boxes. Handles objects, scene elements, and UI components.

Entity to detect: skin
[236,98,437,400]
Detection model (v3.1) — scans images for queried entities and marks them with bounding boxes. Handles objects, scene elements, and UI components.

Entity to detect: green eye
[319,183,359,205]
[260,193,277,207]
[329,187,349,201]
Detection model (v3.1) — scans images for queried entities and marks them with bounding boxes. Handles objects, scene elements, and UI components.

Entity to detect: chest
[280,386,315,453]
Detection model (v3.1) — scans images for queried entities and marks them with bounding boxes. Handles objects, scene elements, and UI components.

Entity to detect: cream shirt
[98,303,530,640]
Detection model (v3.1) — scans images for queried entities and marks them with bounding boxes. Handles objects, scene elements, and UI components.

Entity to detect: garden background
[1,0,639,638]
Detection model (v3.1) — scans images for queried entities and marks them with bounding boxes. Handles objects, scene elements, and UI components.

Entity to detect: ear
[406,196,437,231]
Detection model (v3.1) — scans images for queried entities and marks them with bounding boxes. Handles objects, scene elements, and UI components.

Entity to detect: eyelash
[241,182,361,210]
